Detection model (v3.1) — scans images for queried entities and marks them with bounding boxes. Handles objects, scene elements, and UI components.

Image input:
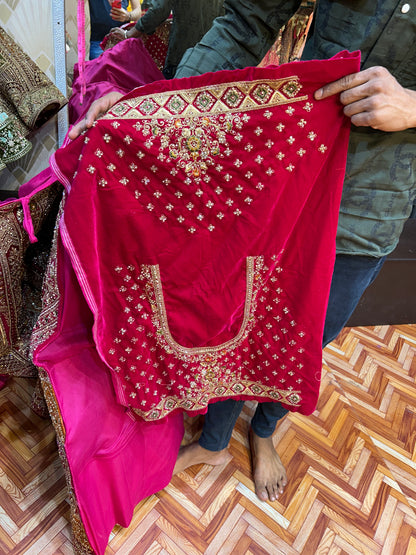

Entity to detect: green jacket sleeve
[135,0,172,35]
[175,0,302,77]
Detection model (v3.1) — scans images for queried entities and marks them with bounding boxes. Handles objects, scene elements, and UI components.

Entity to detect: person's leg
[173,399,244,474]
[174,397,290,503]
[89,40,104,60]
[249,401,289,502]
[199,398,245,450]
[175,255,386,494]
[323,254,386,347]
[250,401,289,438]
[240,254,386,501]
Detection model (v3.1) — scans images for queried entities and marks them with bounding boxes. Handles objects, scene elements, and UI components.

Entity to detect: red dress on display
[31,51,360,553]
[51,51,360,422]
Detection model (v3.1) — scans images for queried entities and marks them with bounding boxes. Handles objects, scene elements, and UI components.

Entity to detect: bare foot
[249,429,287,502]
[173,442,230,475]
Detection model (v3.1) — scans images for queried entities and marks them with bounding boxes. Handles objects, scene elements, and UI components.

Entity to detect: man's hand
[68,91,123,140]
[109,26,140,40]
[314,66,416,132]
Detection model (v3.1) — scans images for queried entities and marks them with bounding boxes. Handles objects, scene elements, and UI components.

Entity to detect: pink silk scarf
[51,51,360,423]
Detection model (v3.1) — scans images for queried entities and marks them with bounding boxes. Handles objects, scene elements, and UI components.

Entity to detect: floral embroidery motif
[148,112,244,182]
[106,77,307,187]
[0,112,31,169]
[97,75,327,236]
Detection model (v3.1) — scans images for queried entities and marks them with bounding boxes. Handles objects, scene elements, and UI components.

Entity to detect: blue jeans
[198,254,386,451]
[89,40,104,60]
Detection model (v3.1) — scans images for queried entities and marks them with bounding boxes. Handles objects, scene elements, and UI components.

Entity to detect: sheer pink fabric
[51,51,360,423]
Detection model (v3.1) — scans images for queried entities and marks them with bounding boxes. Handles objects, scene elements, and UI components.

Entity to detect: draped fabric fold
[100,19,172,73]
[68,38,164,125]
[0,27,67,132]
[31,226,183,554]
[0,168,62,414]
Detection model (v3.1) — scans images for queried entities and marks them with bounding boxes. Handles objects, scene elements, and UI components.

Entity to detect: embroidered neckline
[148,256,259,358]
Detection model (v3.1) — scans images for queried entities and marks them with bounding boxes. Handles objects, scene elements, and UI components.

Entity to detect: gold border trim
[104,76,308,121]
[132,380,302,421]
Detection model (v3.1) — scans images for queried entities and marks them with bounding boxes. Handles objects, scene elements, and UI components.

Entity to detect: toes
[255,484,270,501]
[278,475,287,494]
[266,484,278,502]
[256,482,280,502]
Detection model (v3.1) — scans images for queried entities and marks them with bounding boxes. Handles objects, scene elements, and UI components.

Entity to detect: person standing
[88,0,141,59]
[69,0,416,504]
[111,0,224,78]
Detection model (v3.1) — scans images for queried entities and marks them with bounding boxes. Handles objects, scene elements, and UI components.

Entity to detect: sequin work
[107,255,306,420]
[54,59,357,420]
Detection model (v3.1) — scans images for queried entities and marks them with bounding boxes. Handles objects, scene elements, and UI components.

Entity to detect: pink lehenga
[31,51,359,553]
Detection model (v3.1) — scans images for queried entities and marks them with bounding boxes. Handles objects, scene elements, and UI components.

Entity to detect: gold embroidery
[0,184,62,376]
[132,380,302,421]
[146,112,243,181]
[105,76,307,121]
[0,28,67,137]
[148,257,259,359]
[108,252,309,420]
[29,198,64,359]
[38,367,94,554]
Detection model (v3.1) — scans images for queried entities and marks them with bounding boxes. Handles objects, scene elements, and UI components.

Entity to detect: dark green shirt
[136,0,224,73]
[176,0,416,257]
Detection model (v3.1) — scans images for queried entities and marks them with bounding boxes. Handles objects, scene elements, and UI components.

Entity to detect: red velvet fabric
[52,52,360,422]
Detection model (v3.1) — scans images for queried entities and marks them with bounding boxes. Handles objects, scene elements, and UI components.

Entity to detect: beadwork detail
[107,76,307,121]
[106,255,306,420]
[147,112,244,182]
[93,75,328,234]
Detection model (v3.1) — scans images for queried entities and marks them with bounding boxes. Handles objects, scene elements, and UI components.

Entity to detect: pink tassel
[21,197,38,244]
[77,0,86,103]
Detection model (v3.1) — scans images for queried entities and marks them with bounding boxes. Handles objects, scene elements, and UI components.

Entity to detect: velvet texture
[52,52,360,423]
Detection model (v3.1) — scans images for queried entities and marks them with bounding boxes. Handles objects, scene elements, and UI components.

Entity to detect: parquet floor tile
[0,324,415,554]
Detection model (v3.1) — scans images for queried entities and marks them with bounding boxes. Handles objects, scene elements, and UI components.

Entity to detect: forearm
[175,0,302,78]
[405,88,416,129]
[135,0,172,35]
[128,0,142,22]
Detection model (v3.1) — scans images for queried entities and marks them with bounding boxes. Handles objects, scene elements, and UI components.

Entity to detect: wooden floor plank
[0,324,415,554]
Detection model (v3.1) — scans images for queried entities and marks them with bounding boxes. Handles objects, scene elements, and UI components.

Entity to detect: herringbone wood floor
[0,324,415,554]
